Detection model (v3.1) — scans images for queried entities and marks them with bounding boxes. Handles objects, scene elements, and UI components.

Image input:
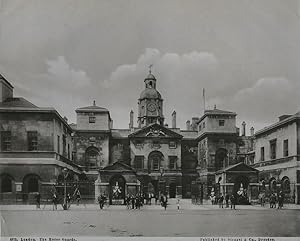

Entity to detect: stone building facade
[0,71,299,204]
[0,74,82,203]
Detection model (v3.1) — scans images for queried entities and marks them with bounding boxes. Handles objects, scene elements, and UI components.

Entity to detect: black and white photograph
[0,0,300,240]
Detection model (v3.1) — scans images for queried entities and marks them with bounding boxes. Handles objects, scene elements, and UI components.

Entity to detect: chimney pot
[172,110,176,128]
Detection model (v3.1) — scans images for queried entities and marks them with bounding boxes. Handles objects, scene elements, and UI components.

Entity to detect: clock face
[147,103,156,112]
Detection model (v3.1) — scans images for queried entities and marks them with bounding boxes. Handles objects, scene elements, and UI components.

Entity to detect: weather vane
[149,64,153,74]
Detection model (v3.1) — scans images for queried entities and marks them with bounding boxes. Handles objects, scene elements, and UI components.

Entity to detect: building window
[270,139,277,159]
[89,116,96,123]
[117,143,123,149]
[28,177,39,193]
[260,147,265,161]
[62,135,66,156]
[283,139,288,157]
[68,144,70,159]
[57,135,60,154]
[281,177,290,194]
[219,120,225,126]
[152,158,159,170]
[1,175,12,192]
[86,148,98,168]
[203,122,205,128]
[27,131,38,151]
[134,156,144,169]
[169,141,177,149]
[169,156,177,169]
[1,131,11,151]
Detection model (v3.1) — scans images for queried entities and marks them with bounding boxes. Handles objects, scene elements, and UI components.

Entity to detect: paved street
[1,200,300,237]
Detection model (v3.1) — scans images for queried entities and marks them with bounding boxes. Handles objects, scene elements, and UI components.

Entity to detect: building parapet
[251,155,298,168]
[0,151,82,171]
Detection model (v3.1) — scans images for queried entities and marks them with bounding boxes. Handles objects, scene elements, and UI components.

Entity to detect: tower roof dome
[139,88,161,99]
[144,73,156,81]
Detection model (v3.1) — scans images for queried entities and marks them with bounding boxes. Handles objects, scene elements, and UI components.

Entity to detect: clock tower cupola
[138,69,164,128]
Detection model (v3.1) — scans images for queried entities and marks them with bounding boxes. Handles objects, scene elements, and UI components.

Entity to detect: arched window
[23,174,40,193]
[1,175,13,192]
[281,177,290,194]
[85,146,101,169]
[148,151,163,170]
[270,178,277,192]
[28,177,39,193]
[215,148,228,171]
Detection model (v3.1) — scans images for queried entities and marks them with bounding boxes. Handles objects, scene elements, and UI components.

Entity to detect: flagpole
[203,88,206,114]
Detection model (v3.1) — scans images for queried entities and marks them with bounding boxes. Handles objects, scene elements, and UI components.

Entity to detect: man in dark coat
[225,193,229,208]
[230,194,236,210]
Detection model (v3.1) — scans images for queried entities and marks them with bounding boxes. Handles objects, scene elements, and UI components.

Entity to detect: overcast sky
[1,0,300,133]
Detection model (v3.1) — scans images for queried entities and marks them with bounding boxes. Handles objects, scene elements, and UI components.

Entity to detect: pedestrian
[155,194,158,205]
[219,195,224,208]
[278,191,284,209]
[35,192,41,209]
[126,194,131,209]
[67,193,72,209]
[131,195,135,210]
[76,190,81,206]
[176,198,180,210]
[97,194,103,209]
[270,193,276,208]
[225,193,229,208]
[230,194,236,210]
[52,192,57,211]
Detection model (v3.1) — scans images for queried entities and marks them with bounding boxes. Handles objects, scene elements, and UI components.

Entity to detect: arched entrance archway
[109,175,126,205]
[215,148,228,171]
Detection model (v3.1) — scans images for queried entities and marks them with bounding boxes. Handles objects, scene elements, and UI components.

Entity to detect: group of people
[266,191,285,209]
[210,193,237,209]
[125,194,144,209]
[50,189,81,211]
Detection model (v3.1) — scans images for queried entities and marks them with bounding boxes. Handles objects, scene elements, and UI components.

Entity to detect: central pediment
[128,123,182,139]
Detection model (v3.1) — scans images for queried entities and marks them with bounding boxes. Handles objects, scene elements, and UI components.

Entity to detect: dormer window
[219,120,225,126]
[149,81,152,88]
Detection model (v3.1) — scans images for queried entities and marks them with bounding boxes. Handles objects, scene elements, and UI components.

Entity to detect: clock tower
[137,71,164,128]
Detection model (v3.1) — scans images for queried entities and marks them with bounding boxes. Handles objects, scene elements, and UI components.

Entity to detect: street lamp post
[62,168,69,210]
[159,167,164,196]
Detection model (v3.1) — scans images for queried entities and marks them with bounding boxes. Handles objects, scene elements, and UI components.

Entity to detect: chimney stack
[172,111,176,128]
[242,121,246,136]
[186,120,191,130]
[250,127,254,136]
[191,117,199,131]
[129,110,134,129]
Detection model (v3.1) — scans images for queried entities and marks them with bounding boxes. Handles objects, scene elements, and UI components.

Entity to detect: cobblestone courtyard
[1,201,299,237]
